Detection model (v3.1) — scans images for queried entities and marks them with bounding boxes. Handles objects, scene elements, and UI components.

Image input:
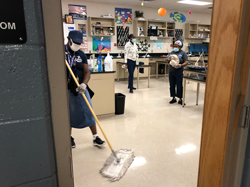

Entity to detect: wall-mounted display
[170,12,186,23]
[136,38,150,52]
[65,15,74,24]
[115,8,132,24]
[68,4,87,20]
[93,37,111,52]
[117,26,129,47]
[78,24,87,37]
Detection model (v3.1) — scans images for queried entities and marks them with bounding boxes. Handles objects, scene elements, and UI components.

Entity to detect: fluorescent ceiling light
[177,0,212,5]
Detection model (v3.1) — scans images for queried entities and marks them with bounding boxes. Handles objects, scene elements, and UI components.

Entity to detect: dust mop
[65,60,135,182]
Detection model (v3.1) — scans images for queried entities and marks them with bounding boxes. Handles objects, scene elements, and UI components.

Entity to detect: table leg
[196,83,200,105]
[165,64,167,79]
[156,62,159,79]
[183,79,186,107]
[117,64,120,82]
[137,67,139,89]
[148,67,150,88]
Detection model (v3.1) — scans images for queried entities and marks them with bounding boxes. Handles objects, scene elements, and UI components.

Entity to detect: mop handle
[65,60,114,152]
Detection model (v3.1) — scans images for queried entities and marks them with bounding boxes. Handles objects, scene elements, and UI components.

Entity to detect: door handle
[243,105,250,129]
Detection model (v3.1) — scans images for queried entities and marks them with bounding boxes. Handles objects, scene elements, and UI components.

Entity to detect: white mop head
[100,149,135,182]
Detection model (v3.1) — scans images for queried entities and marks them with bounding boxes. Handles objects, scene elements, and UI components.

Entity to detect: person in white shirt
[124,34,139,93]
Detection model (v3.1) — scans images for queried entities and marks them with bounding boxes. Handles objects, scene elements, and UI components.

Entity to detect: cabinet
[88,17,115,37]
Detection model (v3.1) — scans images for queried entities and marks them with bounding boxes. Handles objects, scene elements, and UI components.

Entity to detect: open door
[198,0,250,186]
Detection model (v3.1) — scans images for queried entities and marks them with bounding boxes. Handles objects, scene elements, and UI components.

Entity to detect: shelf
[198,30,210,32]
[92,25,115,28]
[91,35,115,37]
[167,29,175,31]
[190,30,197,32]
[186,38,208,40]
[91,17,115,20]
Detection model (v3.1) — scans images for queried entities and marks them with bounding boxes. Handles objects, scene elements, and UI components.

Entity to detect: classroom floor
[72,77,205,187]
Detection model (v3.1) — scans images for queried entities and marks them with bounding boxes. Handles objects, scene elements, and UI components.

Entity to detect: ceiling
[83,0,213,13]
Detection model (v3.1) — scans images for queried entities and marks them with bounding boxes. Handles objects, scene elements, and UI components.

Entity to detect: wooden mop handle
[65,60,114,151]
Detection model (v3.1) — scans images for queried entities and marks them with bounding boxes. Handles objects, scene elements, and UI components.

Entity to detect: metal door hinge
[243,105,250,129]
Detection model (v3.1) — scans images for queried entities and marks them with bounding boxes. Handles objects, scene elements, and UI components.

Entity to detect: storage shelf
[92,25,115,28]
[187,38,208,39]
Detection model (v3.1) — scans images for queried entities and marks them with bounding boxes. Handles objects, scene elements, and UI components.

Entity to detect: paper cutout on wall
[153,39,163,49]
[115,8,132,24]
[92,37,111,52]
[170,12,186,23]
[117,26,129,47]
[80,37,88,53]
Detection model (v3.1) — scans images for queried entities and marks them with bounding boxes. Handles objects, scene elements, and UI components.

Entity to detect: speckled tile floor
[72,77,205,187]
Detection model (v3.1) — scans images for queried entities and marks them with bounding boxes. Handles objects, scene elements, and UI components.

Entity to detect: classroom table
[116,61,151,89]
[183,68,207,107]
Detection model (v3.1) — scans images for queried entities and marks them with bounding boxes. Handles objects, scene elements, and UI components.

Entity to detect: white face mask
[69,39,81,52]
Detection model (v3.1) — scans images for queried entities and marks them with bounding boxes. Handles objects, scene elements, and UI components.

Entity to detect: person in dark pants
[167,40,189,105]
[124,34,139,93]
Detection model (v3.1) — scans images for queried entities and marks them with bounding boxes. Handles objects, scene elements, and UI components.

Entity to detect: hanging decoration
[189,10,192,15]
[158,8,167,16]
[170,12,186,23]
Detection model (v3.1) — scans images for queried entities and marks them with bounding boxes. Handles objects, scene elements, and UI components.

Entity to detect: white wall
[61,0,211,53]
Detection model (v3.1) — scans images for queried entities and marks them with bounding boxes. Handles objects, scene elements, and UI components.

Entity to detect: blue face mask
[132,39,136,43]
[173,48,179,52]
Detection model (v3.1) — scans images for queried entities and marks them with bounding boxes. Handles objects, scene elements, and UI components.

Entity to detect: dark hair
[128,34,134,39]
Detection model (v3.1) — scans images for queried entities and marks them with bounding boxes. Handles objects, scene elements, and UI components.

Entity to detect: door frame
[198,0,250,186]
[41,0,74,187]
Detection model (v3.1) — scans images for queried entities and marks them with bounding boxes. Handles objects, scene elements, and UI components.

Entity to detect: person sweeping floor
[65,31,135,182]
[66,30,105,148]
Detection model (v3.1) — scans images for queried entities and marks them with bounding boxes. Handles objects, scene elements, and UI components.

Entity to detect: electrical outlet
[151,50,153,53]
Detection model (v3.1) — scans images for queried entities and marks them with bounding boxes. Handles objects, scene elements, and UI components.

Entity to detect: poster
[115,8,132,24]
[78,24,87,37]
[136,38,150,52]
[153,39,163,49]
[80,37,88,53]
[63,23,75,44]
[68,4,87,20]
[92,37,111,52]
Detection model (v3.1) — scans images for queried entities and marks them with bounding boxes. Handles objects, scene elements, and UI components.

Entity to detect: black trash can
[115,93,126,115]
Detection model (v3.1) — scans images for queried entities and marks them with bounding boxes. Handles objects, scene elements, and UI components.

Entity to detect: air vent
[208,7,213,9]
[140,0,157,2]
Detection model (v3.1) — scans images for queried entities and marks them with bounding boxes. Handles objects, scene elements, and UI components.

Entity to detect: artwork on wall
[78,24,87,37]
[92,37,111,52]
[115,8,132,24]
[170,12,186,23]
[80,37,88,53]
[136,38,150,52]
[175,29,183,41]
[68,4,87,20]
[117,26,129,47]
[65,15,74,24]
[153,39,163,49]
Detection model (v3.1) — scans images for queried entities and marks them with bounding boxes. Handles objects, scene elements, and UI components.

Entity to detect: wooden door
[198,0,250,186]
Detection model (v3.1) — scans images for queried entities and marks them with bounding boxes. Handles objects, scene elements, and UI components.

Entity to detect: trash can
[115,93,126,115]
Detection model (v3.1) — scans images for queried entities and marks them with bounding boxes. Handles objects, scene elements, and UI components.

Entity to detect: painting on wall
[80,37,88,53]
[136,38,150,52]
[78,24,87,37]
[153,39,163,49]
[115,8,132,24]
[92,37,111,52]
[117,26,129,47]
[68,4,87,20]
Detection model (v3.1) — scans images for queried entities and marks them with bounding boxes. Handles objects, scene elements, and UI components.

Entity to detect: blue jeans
[127,59,136,89]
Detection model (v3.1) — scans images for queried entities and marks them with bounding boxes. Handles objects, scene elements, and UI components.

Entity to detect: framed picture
[65,14,74,24]
[68,4,87,20]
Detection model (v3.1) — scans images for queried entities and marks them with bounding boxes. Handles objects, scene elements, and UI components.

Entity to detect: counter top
[91,71,116,74]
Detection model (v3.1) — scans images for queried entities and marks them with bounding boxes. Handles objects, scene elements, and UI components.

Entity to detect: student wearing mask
[167,40,189,105]
[124,34,139,93]
[66,30,105,148]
